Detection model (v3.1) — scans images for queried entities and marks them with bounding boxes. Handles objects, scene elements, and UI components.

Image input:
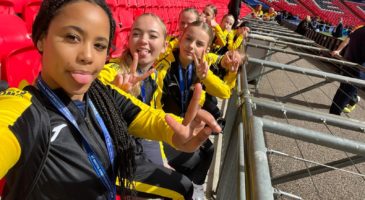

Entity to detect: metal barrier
[250,27,305,39]
[209,17,365,200]
[246,42,360,67]
[250,30,316,45]
[248,34,328,53]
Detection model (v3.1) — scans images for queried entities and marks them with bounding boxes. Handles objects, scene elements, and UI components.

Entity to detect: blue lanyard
[36,77,116,200]
[178,63,193,114]
[140,80,146,103]
[139,69,158,106]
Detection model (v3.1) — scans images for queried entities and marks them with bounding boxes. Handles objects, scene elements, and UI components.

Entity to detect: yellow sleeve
[0,127,21,179]
[107,82,182,147]
[169,38,179,51]
[228,31,244,51]
[201,70,231,99]
[224,71,237,89]
[97,63,121,85]
[158,37,179,61]
[154,60,170,110]
[206,53,220,66]
[0,89,32,178]
[213,25,228,47]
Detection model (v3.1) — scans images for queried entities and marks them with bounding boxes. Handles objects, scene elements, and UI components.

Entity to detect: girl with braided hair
[0,0,220,199]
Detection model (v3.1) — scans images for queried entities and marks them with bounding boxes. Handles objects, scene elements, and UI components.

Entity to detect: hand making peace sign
[112,53,155,92]
[193,50,209,80]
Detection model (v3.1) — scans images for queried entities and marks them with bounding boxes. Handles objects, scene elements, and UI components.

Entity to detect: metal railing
[209,18,365,200]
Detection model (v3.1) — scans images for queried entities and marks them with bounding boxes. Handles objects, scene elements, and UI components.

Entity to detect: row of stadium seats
[296,0,363,26]
[313,0,342,12]
[256,0,364,26]
[260,0,312,19]
[343,0,365,21]
[0,0,233,87]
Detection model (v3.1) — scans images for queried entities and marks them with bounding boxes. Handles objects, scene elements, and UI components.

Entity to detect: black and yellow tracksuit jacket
[0,80,179,199]
[155,49,236,116]
[227,29,245,51]
[211,25,235,53]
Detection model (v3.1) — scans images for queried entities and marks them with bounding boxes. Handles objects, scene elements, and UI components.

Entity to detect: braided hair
[32,0,135,195]
[89,80,135,195]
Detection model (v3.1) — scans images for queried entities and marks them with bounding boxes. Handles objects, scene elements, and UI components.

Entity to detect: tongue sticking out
[138,49,149,58]
[70,72,93,85]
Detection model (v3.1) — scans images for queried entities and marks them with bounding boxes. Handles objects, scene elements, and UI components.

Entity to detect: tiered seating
[313,0,342,12]
[343,0,365,21]
[259,0,362,26]
[0,0,233,82]
[262,0,312,19]
[239,2,253,18]
[294,0,362,26]
[332,0,363,25]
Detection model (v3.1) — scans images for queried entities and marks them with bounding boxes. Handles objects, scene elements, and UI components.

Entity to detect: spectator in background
[287,12,295,20]
[251,4,263,19]
[311,16,320,31]
[332,18,344,38]
[295,15,313,35]
[330,25,365,115]
[263,7,277,21]
[228,0,241,28]
[201,4,218,24]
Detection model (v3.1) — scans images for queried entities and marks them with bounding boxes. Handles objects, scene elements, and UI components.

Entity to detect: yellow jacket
[227,29,244,51]
[212,25,235,52]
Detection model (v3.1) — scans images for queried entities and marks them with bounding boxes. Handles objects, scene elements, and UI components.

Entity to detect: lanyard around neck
[178,63,193,115]
[138,68,158,107]
[36,76,116,200]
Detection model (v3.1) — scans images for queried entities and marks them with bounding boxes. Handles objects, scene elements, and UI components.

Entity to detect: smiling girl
[99,13,194,199]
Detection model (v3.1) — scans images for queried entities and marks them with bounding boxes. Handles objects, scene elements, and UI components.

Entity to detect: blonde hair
[118,13,166,97]
[182,21,214,46]
[205,4,217,17]
[179,7,200,21]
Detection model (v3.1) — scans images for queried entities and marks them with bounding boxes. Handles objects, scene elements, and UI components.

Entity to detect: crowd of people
[0,1,248,200]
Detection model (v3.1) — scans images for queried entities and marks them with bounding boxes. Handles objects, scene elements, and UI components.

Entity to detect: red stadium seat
[344,1,365,21]
[111,30,129,58]
[0,0,15,15]
[116,7,134,30]
[22,0,42,33]
[0,14,32,61]
[1,44,42,88]
[10,0,27,13]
